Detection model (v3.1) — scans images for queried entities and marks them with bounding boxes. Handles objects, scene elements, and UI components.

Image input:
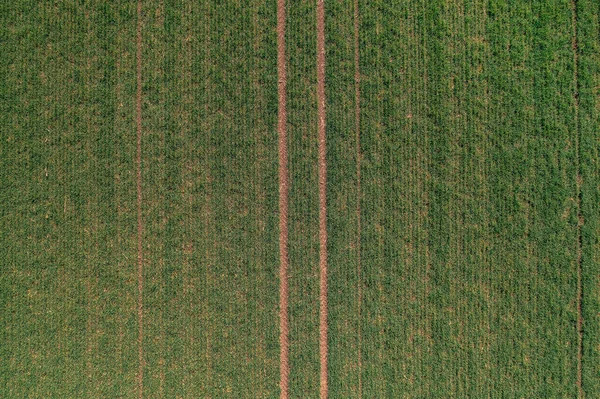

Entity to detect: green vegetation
[1,0,598,397]
[325,0,361,396]
[577,0,600,394]
[326,0,598,396]
[2,2,139,397]
[2,0,280,397]
[139,0,280,396]
[286,0,320,396]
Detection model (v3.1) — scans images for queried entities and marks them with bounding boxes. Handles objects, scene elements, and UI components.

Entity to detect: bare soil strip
[316,1,328,398]
[571,1,584,397]
[277,0,290,397]
[353,0,362,396]
[136,0,144,398]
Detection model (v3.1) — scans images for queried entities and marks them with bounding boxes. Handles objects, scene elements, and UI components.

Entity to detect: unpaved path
[277,0,290,397]
[316,1,328,397]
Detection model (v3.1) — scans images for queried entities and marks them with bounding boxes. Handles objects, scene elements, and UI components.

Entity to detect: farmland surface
[1,0,599,398]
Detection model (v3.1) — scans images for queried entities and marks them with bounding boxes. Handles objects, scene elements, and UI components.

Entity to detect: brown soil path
[136,0,144,398]
[353,0,362,396]
[277,0,290,397]
[316,0,328,398]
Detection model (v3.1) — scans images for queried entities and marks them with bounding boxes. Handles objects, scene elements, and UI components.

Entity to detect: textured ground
[1,0,599,398]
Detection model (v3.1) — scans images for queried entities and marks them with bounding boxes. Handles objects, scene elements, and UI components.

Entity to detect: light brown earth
[277,0,290,397]
[316,0,328,398]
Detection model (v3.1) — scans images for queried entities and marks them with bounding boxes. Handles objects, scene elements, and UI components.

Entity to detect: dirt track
[316,0,328,397]
[277,0,290,397]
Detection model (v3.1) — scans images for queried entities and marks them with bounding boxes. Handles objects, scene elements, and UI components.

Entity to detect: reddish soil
[277,0,290,397]
[317,0,328,398]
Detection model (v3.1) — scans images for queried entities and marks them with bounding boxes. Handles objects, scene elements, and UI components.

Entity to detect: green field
[1,0,599,398]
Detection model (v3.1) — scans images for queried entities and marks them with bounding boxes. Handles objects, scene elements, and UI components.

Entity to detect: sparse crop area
[1,0,598,398]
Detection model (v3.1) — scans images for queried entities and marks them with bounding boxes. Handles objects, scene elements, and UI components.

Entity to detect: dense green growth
[1,1,139,397]
[140,0,280,396]
[286,0,321,396]
[1,0,598,397]
[577,0,600,394]
[1,0,281,397]
[326,0,598,397]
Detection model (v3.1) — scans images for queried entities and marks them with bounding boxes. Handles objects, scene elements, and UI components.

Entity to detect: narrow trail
[316,0,328,398]
[570,0,584,397]
[277,0,290,397]
[135,0,144,398]
[353,0,362,396]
